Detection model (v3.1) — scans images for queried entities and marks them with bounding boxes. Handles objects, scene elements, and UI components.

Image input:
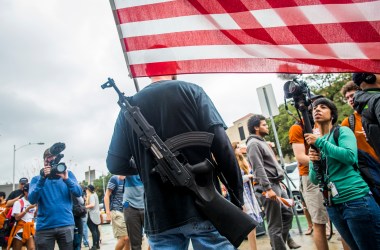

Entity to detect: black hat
[87,185,95,192]
[23,183,29,192]
[352,73,377,86]
[19,177,28,184]
[310,93,323,101]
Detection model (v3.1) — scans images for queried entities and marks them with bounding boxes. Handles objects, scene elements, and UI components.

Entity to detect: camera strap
[324,126,340,178]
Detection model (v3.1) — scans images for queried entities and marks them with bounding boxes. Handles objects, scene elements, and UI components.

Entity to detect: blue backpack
[333,124,380,204]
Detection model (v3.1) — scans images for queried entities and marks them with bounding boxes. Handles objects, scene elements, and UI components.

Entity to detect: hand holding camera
[40,142,67,179]
[308,148,321,162]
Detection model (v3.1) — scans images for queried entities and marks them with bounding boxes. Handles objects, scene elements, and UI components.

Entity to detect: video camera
[283,78,331,206]
[283,78,313,111]
[40,142,67,179]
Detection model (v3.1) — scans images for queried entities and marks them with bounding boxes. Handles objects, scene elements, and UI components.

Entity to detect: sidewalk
[95,215,345,250]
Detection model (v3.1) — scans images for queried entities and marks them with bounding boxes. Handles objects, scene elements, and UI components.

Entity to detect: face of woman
[313,104,332,124]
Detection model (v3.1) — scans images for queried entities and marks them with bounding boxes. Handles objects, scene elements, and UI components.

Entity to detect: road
[93,217,345,250]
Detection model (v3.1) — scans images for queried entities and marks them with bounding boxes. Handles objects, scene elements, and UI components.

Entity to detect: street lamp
[13,142,45,191]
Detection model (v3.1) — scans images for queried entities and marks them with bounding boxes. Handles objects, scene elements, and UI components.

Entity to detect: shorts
[300,175,328,224]
[14,232,23,241]
[111,210,128,238]
[14,228,33,241]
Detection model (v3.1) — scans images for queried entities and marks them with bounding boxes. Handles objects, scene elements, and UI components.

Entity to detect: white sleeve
[12,200,21,216]
[90,195,95,206]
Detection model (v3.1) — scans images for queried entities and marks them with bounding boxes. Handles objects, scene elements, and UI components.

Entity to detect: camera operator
[288,94,330,250]
[352,73,380,157]
[305,98,380,249]
[29,143,82,250]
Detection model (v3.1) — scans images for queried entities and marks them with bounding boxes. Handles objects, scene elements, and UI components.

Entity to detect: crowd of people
[1,72,380,250]
[0,145,145,250]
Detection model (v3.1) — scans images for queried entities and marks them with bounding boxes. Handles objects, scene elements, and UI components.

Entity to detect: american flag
[110,0,380,77]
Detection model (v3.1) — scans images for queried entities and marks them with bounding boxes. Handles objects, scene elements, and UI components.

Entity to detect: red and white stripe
[110,0,380,77]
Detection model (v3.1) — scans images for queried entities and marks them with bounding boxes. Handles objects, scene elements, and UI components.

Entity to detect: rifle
[102,78,257,247]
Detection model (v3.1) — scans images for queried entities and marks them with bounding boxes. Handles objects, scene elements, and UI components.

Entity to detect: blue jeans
[147,220,236,250]
[81,215,89,246]
[327,194,380,250]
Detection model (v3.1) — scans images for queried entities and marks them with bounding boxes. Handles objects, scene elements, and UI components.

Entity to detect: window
[238,126,245,140]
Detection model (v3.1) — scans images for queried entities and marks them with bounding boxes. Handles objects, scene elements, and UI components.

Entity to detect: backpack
[333,125,380,204]
[72,195,87,218]
[0,199,24,247]
[359,92,380,158]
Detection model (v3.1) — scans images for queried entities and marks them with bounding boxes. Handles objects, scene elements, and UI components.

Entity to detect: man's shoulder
[68,170,77,178]
[8,189,22,199]
[246,135,262,147]
[109,175,118,182]
[107,176,118,189]
[341,116,349,127]
[366,91,380,107]
[7,190,17,197]
[30,175,41,183]
[289,123,303,138]
[125,175,143,187]
[357,89,380,103]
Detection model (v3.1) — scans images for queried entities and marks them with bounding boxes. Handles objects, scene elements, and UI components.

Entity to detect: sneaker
[287,238,301,249]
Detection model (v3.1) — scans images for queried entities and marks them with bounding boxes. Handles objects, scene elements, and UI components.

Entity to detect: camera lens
[56,163,67,173]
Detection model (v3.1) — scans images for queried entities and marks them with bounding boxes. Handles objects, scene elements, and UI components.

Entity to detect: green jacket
[309,126,369,204]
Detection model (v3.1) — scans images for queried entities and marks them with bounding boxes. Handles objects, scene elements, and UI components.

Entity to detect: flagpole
[109,0,140,92]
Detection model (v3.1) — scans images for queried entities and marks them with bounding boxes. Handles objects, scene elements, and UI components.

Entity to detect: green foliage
[267,73,353,159]
[266,104,297,157]
[80,172,113,202]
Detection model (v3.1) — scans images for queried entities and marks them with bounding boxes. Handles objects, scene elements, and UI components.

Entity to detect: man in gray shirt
[246,114,293,250]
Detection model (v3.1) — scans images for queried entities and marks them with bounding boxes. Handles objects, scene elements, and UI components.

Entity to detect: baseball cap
[19,177,28,184]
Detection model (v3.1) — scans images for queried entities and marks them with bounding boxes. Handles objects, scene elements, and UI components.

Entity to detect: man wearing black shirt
[106,68,244,248]
[6,177,28,207]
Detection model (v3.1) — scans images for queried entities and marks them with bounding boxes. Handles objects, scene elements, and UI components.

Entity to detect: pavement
[89,215,346,250]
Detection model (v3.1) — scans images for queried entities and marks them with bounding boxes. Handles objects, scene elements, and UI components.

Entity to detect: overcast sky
[0,0,287,184]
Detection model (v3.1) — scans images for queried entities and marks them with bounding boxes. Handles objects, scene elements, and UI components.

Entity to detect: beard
[260,130,269,137]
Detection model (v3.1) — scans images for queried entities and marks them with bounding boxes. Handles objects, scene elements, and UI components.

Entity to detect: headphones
[352,73,377,86]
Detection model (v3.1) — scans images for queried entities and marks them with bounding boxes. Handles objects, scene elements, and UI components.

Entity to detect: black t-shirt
[107,80,239,234]
[6,189,23,201]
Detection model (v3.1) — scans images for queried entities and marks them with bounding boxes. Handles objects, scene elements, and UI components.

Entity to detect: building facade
[226,113,253,147]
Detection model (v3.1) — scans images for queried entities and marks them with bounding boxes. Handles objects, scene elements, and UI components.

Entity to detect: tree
[80,172,112,203]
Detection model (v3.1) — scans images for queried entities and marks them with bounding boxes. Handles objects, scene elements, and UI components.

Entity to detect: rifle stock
[187,160,258,248]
